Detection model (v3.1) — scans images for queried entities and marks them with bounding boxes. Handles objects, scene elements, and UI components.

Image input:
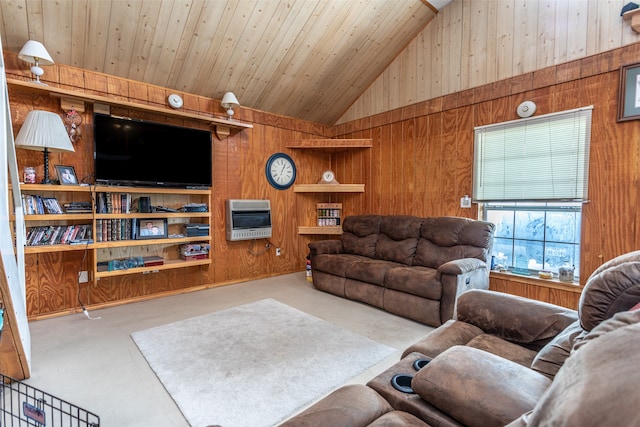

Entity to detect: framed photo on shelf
[617,62,640,121]
[135,218,168,239]
[55,165,78,185]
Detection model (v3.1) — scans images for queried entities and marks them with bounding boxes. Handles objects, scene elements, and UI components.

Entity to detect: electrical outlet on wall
[276,248,281,256]
[78,271,89,283]
[460,195,472,208]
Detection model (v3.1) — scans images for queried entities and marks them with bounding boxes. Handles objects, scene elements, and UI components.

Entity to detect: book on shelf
[96,192,132,213]
[26,224,92,246]
[143,256,164,266]
[22,195,64,214]
[63,202,93,213]
[95,219,133,242]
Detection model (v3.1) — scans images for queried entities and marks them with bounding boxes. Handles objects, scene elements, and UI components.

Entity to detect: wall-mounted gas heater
[225,199,272,241]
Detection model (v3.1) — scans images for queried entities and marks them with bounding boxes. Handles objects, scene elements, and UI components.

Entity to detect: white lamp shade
[15,110,75,153]
[18,40,54,66]
[221,92,240,109]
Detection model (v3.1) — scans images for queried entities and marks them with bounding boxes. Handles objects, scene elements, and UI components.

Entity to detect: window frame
[482,201,582,279]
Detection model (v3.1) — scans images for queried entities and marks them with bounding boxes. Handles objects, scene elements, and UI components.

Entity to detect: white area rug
[131,298,396,427]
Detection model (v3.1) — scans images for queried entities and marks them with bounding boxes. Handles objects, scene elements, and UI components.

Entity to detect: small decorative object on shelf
[180,243,210,260]
[54,165,78,185]
[558,260,575,283]
[317,203,342,227]
[318,170,339,184]
[135,218,168,239]
[23,167,36,183]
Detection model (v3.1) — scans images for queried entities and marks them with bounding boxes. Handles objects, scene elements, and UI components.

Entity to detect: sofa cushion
[578,258,640,331]
[412,346,551,427]
[466,334,537,368]
[385,266,441,300]
[507,316,640,427]
[341,215,382,257]
[414,217,493,268]
[573,308,640,352]
[347,259,403,286]
[279,384,393,427]
[374,216,422,265]
[457,290,578,347]
[402,320,484,359]
[530,320,585,378]
[313,253,368,277]
[369,411,432,427]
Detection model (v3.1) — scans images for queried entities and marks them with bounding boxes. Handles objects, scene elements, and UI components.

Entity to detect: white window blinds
[473,106,593,202]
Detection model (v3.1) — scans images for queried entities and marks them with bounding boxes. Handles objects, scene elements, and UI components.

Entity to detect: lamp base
[41,147,53,184]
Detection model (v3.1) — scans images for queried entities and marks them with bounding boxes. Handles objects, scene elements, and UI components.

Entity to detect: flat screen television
[94,113,212,188]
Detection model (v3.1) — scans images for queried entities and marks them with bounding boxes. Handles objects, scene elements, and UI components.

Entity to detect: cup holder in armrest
[413,358,431,371]
[391,373,415,394]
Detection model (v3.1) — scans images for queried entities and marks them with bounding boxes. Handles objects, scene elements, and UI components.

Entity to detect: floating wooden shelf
[298,226,343,235]
[94,236,210,249]
[286,138,372,152]
[294,184,364,193]
[25,244,95,254]
[24,213,94,221]
[93,185,211,195]
[623,8,640,33]
[95,258,211,278]
[20,184,92,192]
[7,78,253,135]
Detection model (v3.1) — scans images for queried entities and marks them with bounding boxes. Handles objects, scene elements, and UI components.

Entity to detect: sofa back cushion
[414,217,495,268]
[509,314,640,427]
[578,250,640,331]
[374,215,423,265]
[341,215,382,258]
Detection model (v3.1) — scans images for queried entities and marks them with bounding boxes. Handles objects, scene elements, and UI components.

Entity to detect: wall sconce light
[221,92,240,119]
[18,40,54,84]
[15,110,75,184]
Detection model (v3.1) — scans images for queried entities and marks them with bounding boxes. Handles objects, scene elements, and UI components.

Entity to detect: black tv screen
[94,114,212,188]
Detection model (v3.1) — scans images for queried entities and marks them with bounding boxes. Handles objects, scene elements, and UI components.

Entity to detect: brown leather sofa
[308,215,495,327]
[282,250,640,427]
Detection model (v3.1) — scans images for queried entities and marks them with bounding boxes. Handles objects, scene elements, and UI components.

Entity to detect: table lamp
[18,40,54,84]
[15,110,75,184]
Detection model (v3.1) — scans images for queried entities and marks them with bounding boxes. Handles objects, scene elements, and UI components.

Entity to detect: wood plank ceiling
[0,0,449,125]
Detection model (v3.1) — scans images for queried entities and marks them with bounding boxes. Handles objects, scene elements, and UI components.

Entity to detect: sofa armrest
[308,240,344,258]
[412,346,551,427]
[437,260,491,324]
[457,289,579,347]
[437,258,487,275]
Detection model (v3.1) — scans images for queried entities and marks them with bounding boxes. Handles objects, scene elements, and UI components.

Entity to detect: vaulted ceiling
[0,0,451,125]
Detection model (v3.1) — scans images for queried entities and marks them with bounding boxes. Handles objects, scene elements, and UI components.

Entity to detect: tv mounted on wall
[93,114,212,188]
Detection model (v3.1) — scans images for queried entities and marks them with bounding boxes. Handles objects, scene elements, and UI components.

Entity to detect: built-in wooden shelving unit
[289,138,371,235]
[7,78,253,138]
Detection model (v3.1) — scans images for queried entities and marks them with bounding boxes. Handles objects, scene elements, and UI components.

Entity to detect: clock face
[322,170,335,182]
[266,153,296,190]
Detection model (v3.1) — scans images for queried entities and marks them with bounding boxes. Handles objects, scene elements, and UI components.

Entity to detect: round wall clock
[265,153,296,190]
[168,93,184,109]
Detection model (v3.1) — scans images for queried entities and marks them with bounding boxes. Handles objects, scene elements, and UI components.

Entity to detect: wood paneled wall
[334,41,640,309]
[340,0,640,124]
[8,38,640,316]
[4,51,332,318]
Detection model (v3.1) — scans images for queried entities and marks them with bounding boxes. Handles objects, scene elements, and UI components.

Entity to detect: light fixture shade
[15,110,75,153]
[18,40,54,66]
[221,92,240,109]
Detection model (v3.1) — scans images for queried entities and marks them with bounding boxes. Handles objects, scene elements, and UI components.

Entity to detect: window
[485,202,581,278]
[473,107,592,278]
